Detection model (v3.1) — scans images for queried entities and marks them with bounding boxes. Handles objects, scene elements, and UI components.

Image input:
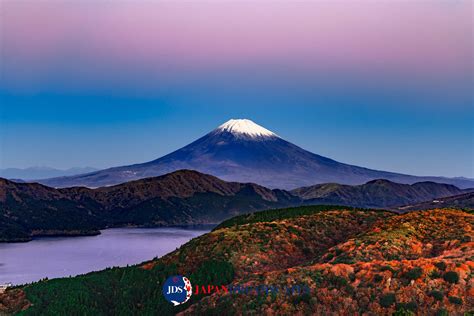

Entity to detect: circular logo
[162,275,192,306]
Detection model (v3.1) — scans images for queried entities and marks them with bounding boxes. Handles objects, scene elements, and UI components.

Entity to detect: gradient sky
[0,0,473,178]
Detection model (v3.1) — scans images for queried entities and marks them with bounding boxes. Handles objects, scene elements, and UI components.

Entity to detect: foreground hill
[38,119,474,189]
[2,206,472,315]
[292,179,465,208]
[0,170,297,242]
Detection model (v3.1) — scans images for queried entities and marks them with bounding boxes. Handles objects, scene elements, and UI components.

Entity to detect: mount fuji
[39,119,474,189]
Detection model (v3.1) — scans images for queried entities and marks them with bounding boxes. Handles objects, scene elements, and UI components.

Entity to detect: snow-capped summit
[215,119,278,138]
[39,119,474,190]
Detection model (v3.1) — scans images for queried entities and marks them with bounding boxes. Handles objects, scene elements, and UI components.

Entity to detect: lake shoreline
[0,223,218,244]
[0,226,211,285]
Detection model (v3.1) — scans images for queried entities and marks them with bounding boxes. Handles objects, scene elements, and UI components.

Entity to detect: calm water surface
[0,227,211,285]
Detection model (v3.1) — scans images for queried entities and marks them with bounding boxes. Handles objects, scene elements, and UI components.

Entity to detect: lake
[0,226,212,285]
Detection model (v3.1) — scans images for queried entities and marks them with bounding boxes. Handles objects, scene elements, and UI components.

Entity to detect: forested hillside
[2,206,472,315]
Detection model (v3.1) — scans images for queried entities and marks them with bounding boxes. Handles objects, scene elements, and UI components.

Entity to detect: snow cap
[216,119,278,138]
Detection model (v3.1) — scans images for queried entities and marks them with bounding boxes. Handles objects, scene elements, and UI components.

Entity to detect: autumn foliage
[1,207,473,315]
[177,209,473,315]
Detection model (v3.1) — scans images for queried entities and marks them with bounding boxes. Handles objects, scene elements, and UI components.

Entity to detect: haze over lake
[0,227,211,285]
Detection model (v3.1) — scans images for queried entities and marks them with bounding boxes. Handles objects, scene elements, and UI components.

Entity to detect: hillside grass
[214,204,393,230]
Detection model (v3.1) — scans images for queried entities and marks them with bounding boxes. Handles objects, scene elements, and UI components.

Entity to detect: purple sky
[2,1,471,99]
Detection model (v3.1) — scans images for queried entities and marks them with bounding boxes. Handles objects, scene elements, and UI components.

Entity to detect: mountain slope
[0,178,104,242]
[0,170,298,242]
[38,119,474,189]
[398,191,474,212]
[4,207,472,315]
[292,179,464,208]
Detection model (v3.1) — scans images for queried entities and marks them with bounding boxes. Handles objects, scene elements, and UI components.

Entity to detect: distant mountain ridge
[1,169,472,242]
[398,191,474,212]
[0,166,98,180]
[292,179,466,208]
[37,119,474,189]
[0,170,298,242]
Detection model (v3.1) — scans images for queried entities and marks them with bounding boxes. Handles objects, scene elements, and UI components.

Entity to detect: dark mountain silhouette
[2,169,471,242]
[37,119,474,190]
[0,170,298,242]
